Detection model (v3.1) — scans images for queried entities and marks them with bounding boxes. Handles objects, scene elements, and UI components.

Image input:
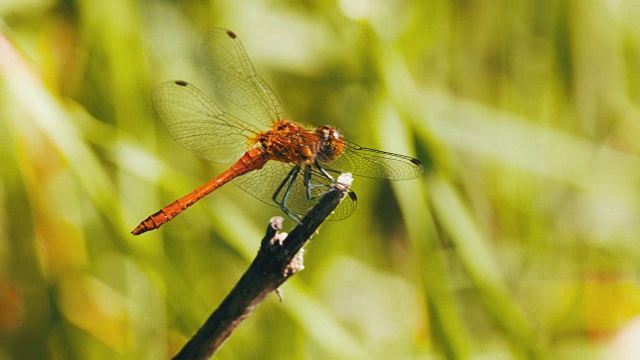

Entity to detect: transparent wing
[152,80,258,162]
[319,139,425,180]
[232,161,357,221]
[200,28,284,127]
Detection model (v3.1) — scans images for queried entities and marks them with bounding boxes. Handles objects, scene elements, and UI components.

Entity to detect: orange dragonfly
[132,28,424,235]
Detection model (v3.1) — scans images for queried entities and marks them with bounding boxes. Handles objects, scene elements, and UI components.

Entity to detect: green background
[2,0,640,358]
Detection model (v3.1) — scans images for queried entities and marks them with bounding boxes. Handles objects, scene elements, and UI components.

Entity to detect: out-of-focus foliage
[2,0,640,358]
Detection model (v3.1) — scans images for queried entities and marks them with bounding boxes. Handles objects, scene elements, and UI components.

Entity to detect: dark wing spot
[175,80,188,86]
[348,191,357,201]
[226,30,237,39]
[410,158,423,166]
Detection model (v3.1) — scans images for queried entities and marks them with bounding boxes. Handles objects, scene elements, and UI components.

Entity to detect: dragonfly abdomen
[131,147,268,235]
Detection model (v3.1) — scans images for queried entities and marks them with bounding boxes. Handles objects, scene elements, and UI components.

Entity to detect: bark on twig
[172,174,353,360]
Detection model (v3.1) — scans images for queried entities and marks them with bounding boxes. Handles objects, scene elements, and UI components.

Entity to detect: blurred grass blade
[429,175,542,357]
[376,99,471,358]
[0,33,118,229]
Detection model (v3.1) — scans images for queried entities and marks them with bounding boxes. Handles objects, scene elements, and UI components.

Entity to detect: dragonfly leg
[315,160,335,181]
[273,166,302,222]
[303,165,314,200]
[315,160,351,193]
[302,165,332,200]
[300,161,338,200]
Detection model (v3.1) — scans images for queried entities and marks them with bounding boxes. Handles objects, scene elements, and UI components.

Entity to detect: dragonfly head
[315,126,346,162]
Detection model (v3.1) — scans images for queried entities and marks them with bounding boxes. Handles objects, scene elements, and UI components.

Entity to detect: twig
[172,174,353,360]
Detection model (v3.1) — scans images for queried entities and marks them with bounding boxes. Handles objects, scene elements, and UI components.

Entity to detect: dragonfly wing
[152,80,256,162]
[200,28,284,127]
[318,141,425,180]
[232,161,357,220]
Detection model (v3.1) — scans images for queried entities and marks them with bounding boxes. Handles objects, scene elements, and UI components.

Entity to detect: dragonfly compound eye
[315,126,346,162]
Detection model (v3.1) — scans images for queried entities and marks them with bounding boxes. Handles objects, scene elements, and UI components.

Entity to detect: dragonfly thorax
[257,121,345,166]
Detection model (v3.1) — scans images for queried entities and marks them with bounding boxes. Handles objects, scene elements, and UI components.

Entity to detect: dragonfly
[132,28,424,235]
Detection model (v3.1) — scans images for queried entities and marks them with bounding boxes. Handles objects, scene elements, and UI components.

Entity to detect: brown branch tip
[171,173,352,360]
